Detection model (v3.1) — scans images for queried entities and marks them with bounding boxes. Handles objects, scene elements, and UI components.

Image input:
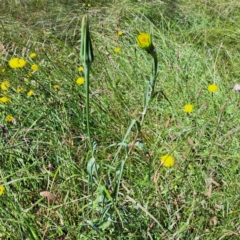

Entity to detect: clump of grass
[0,0,240,239]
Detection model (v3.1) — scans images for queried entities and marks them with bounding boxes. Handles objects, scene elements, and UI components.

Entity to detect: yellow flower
[114,47,120,53]
[0,186,5,195]
[160,154,175,167]
[1,68,5,73]
[53,84,59,89]
[17,88,23,93]
[76,77,84,85]
[31,64,39,71]
[137,33,154,53]
[9,58,27,68]
[208,84,218,93]
[0,96,11,103]
[78,66,84,71]
[184,104,193,113]
[27,90,34,97]
[88,3,91,7]
[6,115,14,122]
[118,31,123,36]
[1,80,10,91]
[30,52,37,58]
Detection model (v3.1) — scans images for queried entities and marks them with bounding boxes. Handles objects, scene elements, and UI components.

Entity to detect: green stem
[84,63,92,151]
[142,51,158,123]
[150,50,158,96]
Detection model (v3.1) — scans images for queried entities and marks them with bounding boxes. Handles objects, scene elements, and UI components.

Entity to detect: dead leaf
[233,84,240,93]
[211,178,219,187]
[214,204,222,211]
[215,142,223,148]
[209,217,218,226]
[221,180,228,186]
[221,102,228,111]
[206,183,212,198]
[147,222,154,231]
[40,191,56,201]
[165,117,171,128]
[121,182,131,194]
[188,136,194,146]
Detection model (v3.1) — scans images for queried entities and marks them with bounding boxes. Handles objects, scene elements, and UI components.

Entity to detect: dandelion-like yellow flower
[1,80,10,91]
[118,31,123,36]
[31,64,39,71]
[1,68,5,73]
[78,66,84,71]
[208,84,218,93]
[88,3,91,7]
[184,104,193,113]
[30,52,37,58]
[27,90,34,97]
[9,58,27,68]
[0,186,5,195]
[160,154,175,167]
[0,96,11,103]
[6,115,14,122]
[53,84,59,89]
[137,33,154,53]
[17,88,23,93]
[76,77,84,85]
[114,47,120,53]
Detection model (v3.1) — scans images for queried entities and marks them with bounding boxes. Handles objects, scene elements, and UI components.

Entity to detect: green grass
[0,0,240,239]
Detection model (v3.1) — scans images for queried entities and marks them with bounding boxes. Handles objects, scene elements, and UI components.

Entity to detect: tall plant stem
[84,62,92,151]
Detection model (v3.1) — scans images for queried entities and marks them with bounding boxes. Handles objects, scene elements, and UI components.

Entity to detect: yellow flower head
[27,90,34,97]
[30,53,37,58]
[118,31,123,36]
[53,84,59,89]
[88,3,91,7]
[0,96,11,103]
[1,80,10,91]
[114,47,120,53]
[9,58,27,68]
[160,154,175,167]
[208,84,218,93]
[31,64,39,71]
[184,104,193,113]
[137,33,154,53]
[17,88,23,93]
[6,115,14,122]
[1,68,5,73]
[78,66,84,71]
[76,77,84,85]
[0,185,5,195]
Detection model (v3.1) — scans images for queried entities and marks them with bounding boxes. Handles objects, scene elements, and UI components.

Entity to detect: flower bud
[80,15,94,64]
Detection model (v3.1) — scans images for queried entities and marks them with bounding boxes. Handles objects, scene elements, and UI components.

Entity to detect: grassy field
[0,0,240,239]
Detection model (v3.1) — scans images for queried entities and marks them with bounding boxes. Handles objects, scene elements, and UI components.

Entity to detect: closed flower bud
[80,15,94,64]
